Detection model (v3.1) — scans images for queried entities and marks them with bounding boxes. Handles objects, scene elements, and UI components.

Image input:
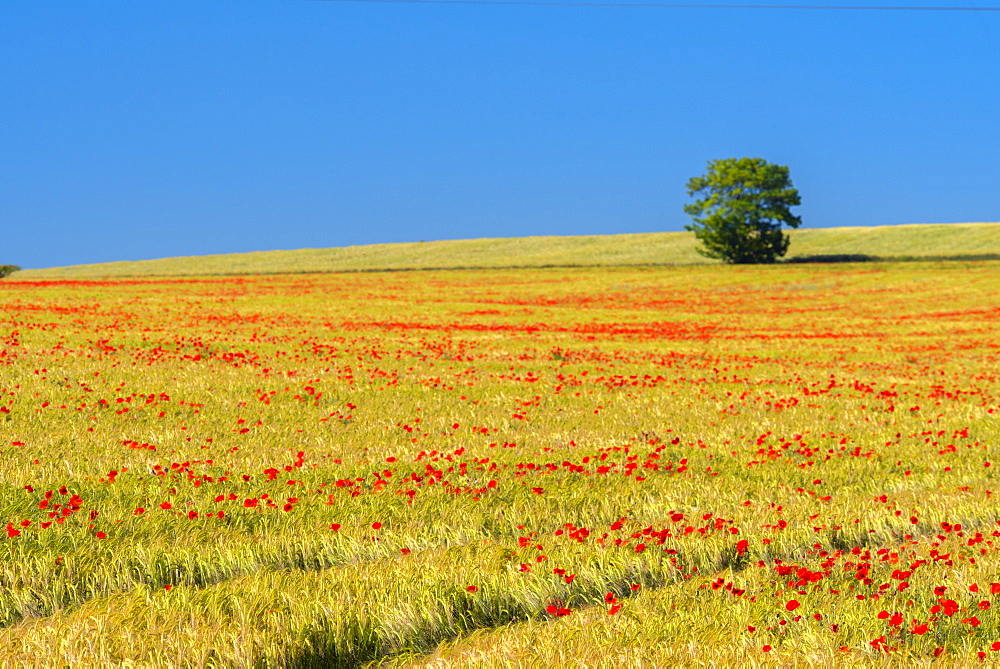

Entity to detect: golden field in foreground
[0,260,999,666]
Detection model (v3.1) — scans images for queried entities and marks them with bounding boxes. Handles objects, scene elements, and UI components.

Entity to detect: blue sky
[3,1,998,269]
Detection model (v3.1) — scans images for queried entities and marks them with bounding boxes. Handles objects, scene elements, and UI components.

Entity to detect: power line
[308,0,1000,10]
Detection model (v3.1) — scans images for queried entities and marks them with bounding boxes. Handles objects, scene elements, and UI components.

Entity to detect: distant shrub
[0,265,20,278]
[785,254,874,264]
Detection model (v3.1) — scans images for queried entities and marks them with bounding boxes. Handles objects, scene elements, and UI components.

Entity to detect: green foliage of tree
[684,157,801,264]
[0,265,20,279]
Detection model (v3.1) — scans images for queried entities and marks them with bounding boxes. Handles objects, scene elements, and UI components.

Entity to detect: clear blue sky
[3,1,998,269]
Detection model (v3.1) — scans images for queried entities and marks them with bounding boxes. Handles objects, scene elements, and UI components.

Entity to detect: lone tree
[684,157,801,264]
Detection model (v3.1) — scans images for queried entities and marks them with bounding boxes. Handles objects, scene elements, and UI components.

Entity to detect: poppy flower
[785,600,800,612]
[372,522,382,530]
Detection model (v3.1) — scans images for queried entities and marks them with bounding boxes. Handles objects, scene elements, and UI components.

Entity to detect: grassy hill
[14,222,1000,279]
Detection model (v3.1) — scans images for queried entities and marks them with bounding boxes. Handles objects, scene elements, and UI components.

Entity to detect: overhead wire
[307,0,1000,10]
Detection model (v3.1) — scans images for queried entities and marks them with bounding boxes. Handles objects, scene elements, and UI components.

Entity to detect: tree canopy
[684,157,801,264]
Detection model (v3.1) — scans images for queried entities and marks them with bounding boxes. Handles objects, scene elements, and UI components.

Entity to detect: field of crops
[1,261,999,666]
[16,222,1000,280]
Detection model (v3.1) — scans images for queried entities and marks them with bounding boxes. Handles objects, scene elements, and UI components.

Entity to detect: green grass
[13,222,1000,279]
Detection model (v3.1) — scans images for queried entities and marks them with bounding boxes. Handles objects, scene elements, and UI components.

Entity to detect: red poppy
[785,600,800,612]
[466,586,478,592]
[372,522,382,530]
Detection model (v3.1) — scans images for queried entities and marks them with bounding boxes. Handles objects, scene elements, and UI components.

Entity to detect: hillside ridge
[14,222,1000,279]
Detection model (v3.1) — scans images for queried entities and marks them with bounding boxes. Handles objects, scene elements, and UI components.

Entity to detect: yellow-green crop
[0,261,998,666]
